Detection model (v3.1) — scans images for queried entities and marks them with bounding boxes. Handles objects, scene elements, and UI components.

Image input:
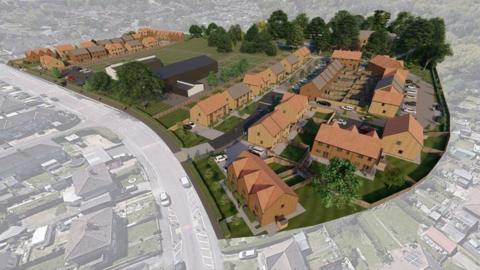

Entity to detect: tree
[267,9,289,39]
[264,42,277,56]
[294,13,309,36]
[207,71,218,86]
[388,12,415,34]
[313,158,361,208]
[228,24,243,45]
[116,62,163,102]
[216,32,233,52]
[363,10,391,31]
[244,24,259,42]
[205,22,218,36]
[383,167,406,188]
[307,16,331,51]
[363,29,390,57]
[189,24,203,38]
[329,10,360,49]
[51,67,62,78]
[85,71,111,92]
[286,22,304,47]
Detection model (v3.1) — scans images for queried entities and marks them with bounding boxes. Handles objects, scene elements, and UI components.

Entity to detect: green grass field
[138,100,172,116]
[294,119,320,147]
[424,135,449,150]
[239,101,259,116]
[358,177,411,203]
[157,108,189,128]
[287,184,364,229]
[280,144,308,162]
[214,116,243,133]
[268,162,292,174]
[172,128,207,147]
[84,38,280,72]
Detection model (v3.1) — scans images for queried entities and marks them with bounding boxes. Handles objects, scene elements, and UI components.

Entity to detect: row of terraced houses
[24,27,185,70]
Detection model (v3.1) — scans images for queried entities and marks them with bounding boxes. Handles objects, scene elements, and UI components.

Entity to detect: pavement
[191,125,224,140]
[0,64,223,270]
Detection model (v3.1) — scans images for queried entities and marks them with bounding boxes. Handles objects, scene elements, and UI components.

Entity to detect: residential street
[0,64,223,270]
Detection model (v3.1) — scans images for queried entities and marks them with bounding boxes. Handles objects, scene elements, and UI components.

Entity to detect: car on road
[214,154,228,163]
[239,249,257,260]
[180,176,191,188]
[333,118,347,125]
[341,105,354,111]
[316,100,331,107]
[248,145,265,157]
[160,192,171,206]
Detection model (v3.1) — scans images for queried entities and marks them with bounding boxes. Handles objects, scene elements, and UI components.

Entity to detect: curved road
[0,64,222,270]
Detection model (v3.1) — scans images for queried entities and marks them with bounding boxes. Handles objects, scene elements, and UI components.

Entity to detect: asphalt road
[0,64,223,270]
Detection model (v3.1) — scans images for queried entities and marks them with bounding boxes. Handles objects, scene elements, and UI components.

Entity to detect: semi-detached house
[368,69,409,118]
[248,110,290,149]
[331,50,362,71]
[190,92,229,127]
[224,82,251,110]
[382,114,424,163]
[243,72,268,97]
[275,92,309,125]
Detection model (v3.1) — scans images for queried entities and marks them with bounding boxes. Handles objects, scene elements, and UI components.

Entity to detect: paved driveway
[407,74,437,128]
[191,125,224,140]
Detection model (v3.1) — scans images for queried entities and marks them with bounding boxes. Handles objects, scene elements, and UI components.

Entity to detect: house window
[398,150,404,154]
[316,148,320,153]
[257,132,260,136]
[281,204,285,208]
[381,103,385,106]
[198,113,201,116]
[396,141,402,145]
[382,110,386,113]
[367,157,372,161]
[260,140,263,144]
[323,152,329,158]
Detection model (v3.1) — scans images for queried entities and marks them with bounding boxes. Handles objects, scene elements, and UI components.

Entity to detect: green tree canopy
[329,10,360,49]
[294,13,310,36]
[388,11,415,34]
[383,167,406,188]
[313,158,361,208]
[267,9,289,39]
[116,62,163,102]
[85,71,111,92]
[205,22,218,36]
[228,24,243,45]
[364,29,390,57]
[189,24,203,38]
[286,22,304,47]
[244,24,259,42]
[307,16,331,51]
[363,10,391,31]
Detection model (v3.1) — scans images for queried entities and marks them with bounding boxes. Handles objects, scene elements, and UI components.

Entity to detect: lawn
[193,157,237,218]
[138,100,171,116]
[384,154,440,182]
[287,184,364,229]
[280,144,308,162]
[119,173,145,189]
[227,218,253,238]
[308,161,327,176]
[285,175,305,187]
[214,116,243,133]
[26,172,56,189]
[405,63,433,84]
[128,220,159,242]
[157,108,189,128]
[424,135,449,150]
[313,111,333,121]
[239,102,259,116]
[358,177,411,203]
[294,119,320,147]
[9,192,60,216]
[268,162,292,174]
[26,254,64,270]
[172,128,207,148]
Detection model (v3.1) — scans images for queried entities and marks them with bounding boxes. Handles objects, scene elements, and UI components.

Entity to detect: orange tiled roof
[196,92,228,115]
[278,92,308,114]
[370,55,404,71]
[104,43,124,50]
[253,110,290,137]
[315,122,382,158]
[243,72,266,87]
[383,68,409,84]
[332,50,362,61]
[55,44,75,53]
[40,55,64,67]
[372,87,404,106]
[230,151,297,212]
[142,36,157,43]
[80,40,96,48]
[26,48,52,56]
[295,47,311,58]
[383,114,424,146]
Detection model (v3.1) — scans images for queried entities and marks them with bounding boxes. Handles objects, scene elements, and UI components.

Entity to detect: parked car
[214,154,228,163]
[183,124,193,130]
[403,107,416,114]
[405,84,416,90]
[333,118,347,125]
[239,249,257,260]
[180,176,191,188]
[160,192,171,206]
[358,125,373,134]
[316,100,331,107]
[403,101,416,110]
[405,92,417,99]
[341,105,354,111]
[248,145,265,157]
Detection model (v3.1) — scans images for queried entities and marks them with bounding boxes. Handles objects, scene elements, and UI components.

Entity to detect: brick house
[142,36,159,48]
[275,92,309,125]
[281,54,300,74]
[224,82,252,110]
[54,44,76,58]
[382,114,424,163]
[311,122,382,174]
[87,46,108,60]
[293,47,311,64]
[248,110,290,149]
[243,72,268,97]
[190,92,229,126]
[368,69,409,118]
[69,48,92,63]
[227,151,299,226]
[79,40,96,49]
[124,40,144,53]
[299,60,344,100]
[24,48,55,62]
[104,43,126,56]
[367,55,405,77]
[331,50,362,71]
[40,55,65,71]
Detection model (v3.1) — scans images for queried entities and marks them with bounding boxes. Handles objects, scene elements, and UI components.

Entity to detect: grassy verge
[285,175,305,187]
[172,128,207,148]
[358,177,411,203]
[157,108,189,128]
[280,144,308,162]
[214,116,243,133]
[137,100,171,116]
[405,63,432,84]
[424,135,449,150]
[239,102,258,116]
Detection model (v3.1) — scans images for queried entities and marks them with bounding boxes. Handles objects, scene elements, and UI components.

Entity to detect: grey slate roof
[72,163,113,197]
[0,94,26,114]
[226,82,250,99]
[126,40,143,47]
[265,240,308,270]
[286,54,299,65]
[270,62,285,75]
[310,60,344,90]
[375,74,403,93]
[110,37,124,44]
[95,39,112,46]
[153,55,217,80]
[71,48,89,56]
[87,46,107,54]
[65,207,114,262]
[121,35,134,42]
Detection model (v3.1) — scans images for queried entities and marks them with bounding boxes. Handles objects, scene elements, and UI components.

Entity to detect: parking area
[402,73,438,128]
